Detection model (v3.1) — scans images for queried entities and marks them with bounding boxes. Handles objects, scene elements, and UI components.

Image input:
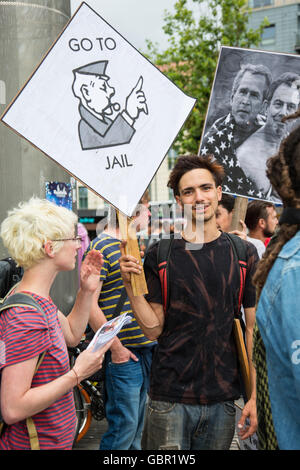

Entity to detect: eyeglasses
[51,236,83,244]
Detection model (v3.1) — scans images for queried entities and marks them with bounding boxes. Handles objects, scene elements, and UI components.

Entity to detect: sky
[70,0,201,52]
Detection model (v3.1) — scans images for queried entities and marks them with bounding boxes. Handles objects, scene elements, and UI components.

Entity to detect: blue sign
[45,182,72,210]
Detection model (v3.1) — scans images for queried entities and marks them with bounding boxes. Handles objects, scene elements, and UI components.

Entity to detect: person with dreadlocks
[252,110,300,450]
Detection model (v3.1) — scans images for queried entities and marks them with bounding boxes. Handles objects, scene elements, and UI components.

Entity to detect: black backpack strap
[0,258,23,298]
[223,232,248,317]
[157,234,174,314]
[0,292,47,322]
[0,349,46,449]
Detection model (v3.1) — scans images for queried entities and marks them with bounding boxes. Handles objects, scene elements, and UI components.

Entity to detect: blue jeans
[142,399,236,450]
[100,347,153,450]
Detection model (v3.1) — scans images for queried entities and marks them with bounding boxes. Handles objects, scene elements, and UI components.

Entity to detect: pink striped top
[0,292,76,450]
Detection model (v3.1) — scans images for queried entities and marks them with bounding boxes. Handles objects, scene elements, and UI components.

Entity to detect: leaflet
[87,314,132,351]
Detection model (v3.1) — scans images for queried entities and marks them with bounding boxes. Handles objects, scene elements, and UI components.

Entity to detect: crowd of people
[0,114,300,450]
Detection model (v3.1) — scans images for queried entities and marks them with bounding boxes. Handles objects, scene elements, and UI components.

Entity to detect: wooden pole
[233,319,251,401]
[230,195,251,400]
[117,211,148,297]
[229,196,248,232]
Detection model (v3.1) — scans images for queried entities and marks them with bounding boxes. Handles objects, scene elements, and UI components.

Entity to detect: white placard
[1,2,196,217]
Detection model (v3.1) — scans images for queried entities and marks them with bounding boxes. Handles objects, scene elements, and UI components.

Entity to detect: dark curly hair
[168,154,225,197]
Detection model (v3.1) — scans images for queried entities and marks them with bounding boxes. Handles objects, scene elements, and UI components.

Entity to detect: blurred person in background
[245,200,278,258]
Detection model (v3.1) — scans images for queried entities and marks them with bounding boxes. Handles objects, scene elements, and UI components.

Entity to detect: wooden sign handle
[233,319,251,401]
[229,196,248,232]
[117,211,148,297]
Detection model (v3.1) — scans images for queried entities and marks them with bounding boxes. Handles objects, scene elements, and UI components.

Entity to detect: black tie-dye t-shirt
[144,232,258,405]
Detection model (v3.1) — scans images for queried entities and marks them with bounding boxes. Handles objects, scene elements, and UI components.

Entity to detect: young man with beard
[119,155,259,450]
[245,200,278,251]
[216,194,267,258]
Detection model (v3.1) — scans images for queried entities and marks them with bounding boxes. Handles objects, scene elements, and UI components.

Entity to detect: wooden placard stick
[117,211,148,297]
[233,319,251,401]
[229,196,248,232]
[229,195,251,400]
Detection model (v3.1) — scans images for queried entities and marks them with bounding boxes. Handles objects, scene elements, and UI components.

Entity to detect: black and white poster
[199,46,300,203]
[1,2,196,217]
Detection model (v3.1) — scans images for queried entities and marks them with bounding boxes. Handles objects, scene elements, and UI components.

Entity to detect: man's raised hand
[119,240,143,284]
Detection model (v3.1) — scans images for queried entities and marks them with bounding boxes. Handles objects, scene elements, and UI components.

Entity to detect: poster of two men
[199,46,300,204]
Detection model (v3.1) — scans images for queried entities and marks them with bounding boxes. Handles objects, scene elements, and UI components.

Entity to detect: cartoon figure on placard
[72,60,148,150]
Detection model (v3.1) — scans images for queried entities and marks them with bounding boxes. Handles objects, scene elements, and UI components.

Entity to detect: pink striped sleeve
[0,306,51,369]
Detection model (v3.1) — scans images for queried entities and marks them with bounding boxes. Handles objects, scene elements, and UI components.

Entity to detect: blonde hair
[0,197,78,270]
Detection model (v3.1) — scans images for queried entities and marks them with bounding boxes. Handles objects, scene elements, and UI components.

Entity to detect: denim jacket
[256,230,300,450]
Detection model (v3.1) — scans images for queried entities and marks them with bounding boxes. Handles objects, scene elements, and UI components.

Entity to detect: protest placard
[1,1,196,218]
[199,46,300,205]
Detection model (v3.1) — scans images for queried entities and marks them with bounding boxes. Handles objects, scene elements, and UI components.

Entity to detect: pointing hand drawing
[72,60,148,150]
[125,76,148,121]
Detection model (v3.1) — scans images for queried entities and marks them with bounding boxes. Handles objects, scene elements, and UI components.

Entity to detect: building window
[250,0,273,8]
[79,186,88,209]
[261,24,276,46]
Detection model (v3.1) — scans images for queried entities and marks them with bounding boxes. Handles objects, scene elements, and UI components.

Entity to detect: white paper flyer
[87,314,132,351]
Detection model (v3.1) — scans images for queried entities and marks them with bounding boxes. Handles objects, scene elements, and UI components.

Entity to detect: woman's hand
[80,249,103,293]
[72,339,114,382]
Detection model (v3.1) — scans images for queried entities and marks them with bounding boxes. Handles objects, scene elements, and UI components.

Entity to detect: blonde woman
[0,198,113,450]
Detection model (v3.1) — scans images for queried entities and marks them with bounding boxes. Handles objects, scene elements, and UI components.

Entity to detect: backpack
[157,232,247,316]
[0,288,47,450]
[156,232,251,400]
[0,258,24,299]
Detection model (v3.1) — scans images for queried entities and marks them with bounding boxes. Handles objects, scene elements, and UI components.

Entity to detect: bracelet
[72,368,80,387]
